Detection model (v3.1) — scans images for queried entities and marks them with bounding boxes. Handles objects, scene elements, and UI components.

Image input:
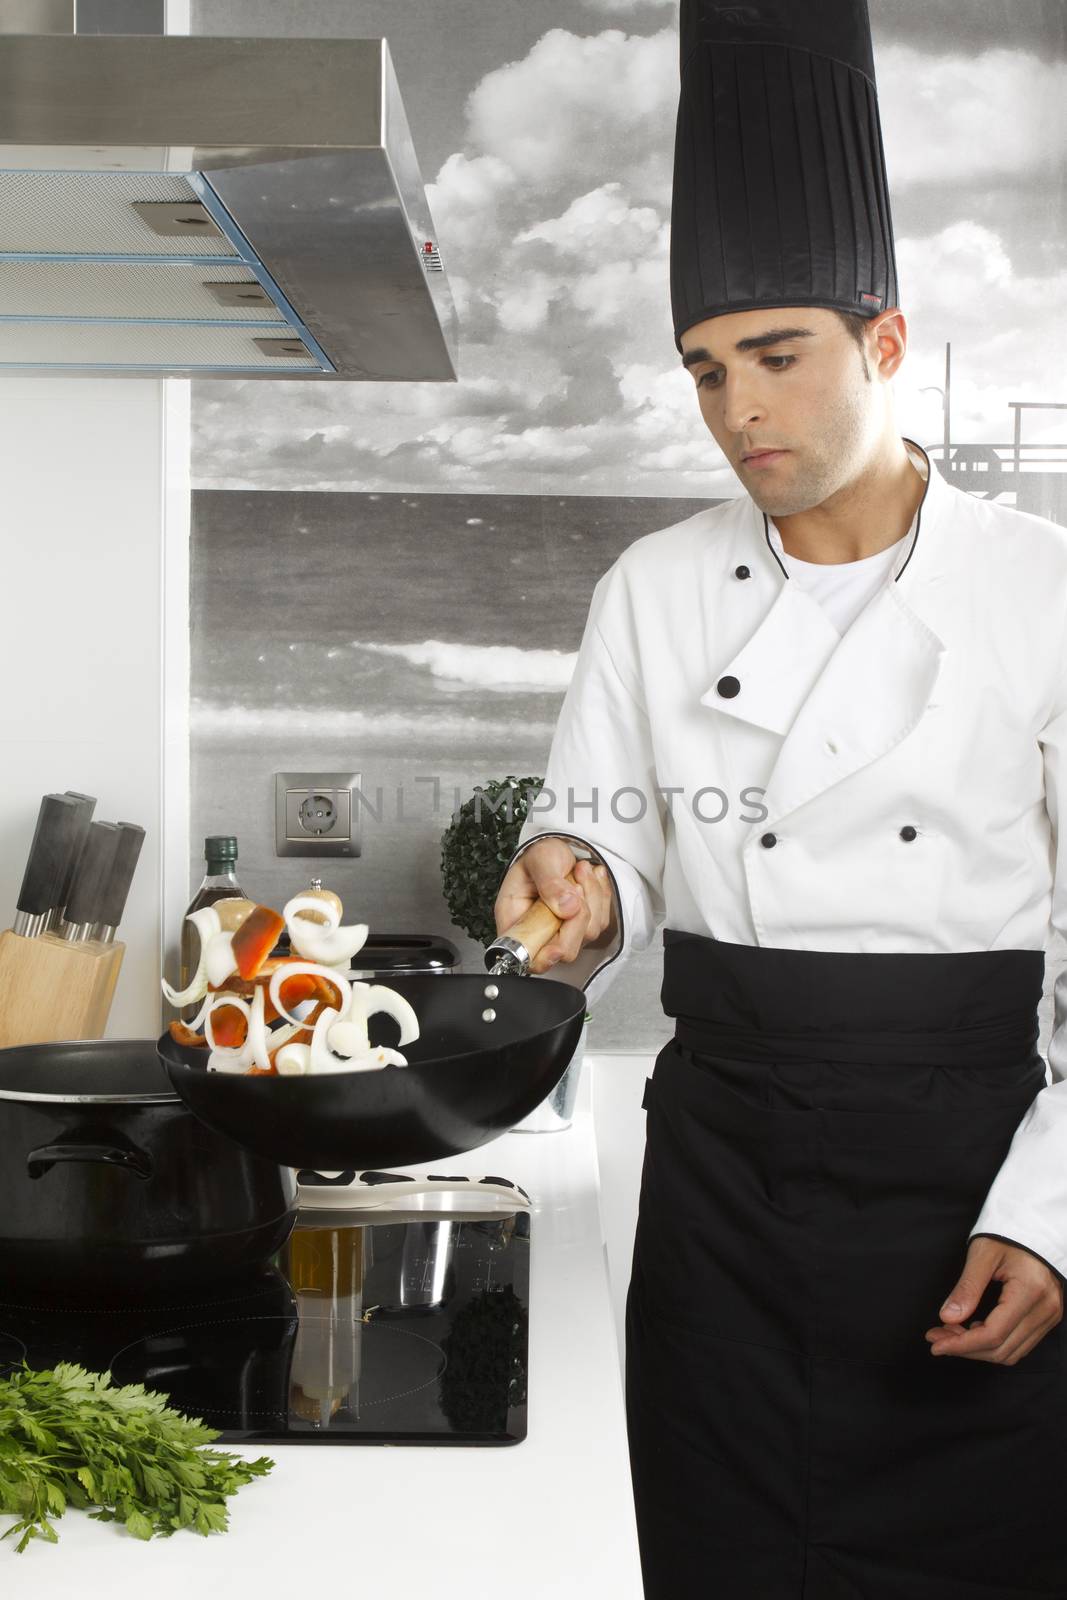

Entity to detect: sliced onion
[308,1006,347,1075]
[284,891,372,966]
[205,992,250,1051]
[375,1047,408,1067]
[356,981,420,1047]
[309,1007,389,1075]
[207,1051,253,1075]
[284,894,342,933]
[268,962,352,1028]
[205,931,238,988]
[246,984,272,1074]
[275,1041,311,1076]
[185,989,214,1034]
[160,905,222,1006]
[326,1019,367,1058]
[325,1021,409,1073]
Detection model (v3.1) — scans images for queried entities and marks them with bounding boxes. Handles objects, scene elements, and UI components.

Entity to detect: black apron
[624,930,1067,1600]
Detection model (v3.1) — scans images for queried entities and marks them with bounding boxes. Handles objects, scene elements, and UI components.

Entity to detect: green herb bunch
[440,774,544,946]
[0,1362,273,1553]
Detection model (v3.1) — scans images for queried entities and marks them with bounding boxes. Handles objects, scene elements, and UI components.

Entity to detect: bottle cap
[205,835,238,863]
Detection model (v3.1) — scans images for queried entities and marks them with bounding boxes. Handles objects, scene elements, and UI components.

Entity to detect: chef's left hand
[925,1237,1064,1364]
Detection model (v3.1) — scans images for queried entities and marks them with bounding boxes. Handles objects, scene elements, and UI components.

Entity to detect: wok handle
[496,869,581,966]
[27,1134,153,1182]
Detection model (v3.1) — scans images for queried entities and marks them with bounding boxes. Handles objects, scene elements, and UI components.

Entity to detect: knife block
[0,929,126,1048]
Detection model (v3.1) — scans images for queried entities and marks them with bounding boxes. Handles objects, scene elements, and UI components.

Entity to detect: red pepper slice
[210,1001,249,1050]
[168,1020,207,1049]
[230,905,286,980]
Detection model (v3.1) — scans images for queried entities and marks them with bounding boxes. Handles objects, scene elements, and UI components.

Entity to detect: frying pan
[157,867,589,1171]
[157,969,586,1171]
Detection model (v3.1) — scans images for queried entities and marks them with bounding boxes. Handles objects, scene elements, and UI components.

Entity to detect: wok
[157,971,586,1171]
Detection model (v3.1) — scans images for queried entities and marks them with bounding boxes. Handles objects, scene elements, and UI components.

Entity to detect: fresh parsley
[0,1362,273,1553]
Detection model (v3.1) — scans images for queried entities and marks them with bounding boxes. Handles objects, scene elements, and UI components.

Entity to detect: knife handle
[62,821,119,936]
[58,792,97,909]
[96,821,146,933]
[15,794,83,929]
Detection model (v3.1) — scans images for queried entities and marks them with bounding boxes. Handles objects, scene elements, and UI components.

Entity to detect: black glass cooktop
[0,1209,530,1446]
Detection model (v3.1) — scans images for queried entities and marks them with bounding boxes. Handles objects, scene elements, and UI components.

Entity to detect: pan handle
[487,868,581,974]
[27,1133,153,1182]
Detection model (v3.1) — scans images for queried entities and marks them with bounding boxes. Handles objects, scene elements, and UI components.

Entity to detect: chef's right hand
[493,837,616,976]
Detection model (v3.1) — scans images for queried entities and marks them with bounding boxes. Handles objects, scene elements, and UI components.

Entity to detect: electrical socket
[275,771,362,858]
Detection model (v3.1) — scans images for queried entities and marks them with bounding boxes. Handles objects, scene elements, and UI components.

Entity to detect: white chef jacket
[507,437,1067,1277]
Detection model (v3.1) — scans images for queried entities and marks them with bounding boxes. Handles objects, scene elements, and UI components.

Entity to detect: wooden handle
[502,870,582,963]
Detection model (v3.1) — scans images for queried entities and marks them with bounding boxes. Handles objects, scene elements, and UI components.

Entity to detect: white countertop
[3,1064,645,1597]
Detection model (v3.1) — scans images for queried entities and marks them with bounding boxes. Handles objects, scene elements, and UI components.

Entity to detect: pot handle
[27,1134,153,1182]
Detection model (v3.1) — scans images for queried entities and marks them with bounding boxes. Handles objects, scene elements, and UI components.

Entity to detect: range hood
[0,33,459,380]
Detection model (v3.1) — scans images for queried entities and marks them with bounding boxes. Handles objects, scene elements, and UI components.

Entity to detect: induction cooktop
[0,1204,530,1447]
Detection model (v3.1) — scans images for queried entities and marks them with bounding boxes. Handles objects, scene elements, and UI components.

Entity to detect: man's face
[679,307,882,517]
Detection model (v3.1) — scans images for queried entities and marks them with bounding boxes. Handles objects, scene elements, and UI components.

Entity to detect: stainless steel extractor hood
[0,33,459,380]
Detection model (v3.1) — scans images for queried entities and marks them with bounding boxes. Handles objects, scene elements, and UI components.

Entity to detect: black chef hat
[670,0,899,352]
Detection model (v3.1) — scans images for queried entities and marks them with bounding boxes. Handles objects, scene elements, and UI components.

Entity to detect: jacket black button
[900,825,918,841]
[760,832,777,848]
[717,675,741,698]
[734,564,750,579]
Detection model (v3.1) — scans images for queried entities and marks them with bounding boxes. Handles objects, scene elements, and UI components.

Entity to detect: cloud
[878,45,1067,189]
[356,639,578,692]
[193,20,1067,496]
[893,220,1067,447]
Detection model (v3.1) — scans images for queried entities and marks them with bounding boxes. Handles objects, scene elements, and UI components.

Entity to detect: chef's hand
[924,1236,1064,1364]
[493,837,616,976]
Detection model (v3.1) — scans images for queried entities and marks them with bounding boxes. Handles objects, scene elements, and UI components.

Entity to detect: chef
[493,2,1067,1594]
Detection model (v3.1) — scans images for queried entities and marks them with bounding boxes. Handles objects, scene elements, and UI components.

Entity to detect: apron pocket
[817,1105,1065,1372]
[635,1043,817,1354]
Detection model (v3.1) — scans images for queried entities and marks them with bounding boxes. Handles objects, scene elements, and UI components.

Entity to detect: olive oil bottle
[178,835,245,1019]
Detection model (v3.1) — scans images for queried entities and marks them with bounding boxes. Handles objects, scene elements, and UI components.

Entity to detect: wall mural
[190,0,1067,1050]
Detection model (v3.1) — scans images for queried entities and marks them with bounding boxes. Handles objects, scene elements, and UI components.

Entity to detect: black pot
[0,1040,297,1303]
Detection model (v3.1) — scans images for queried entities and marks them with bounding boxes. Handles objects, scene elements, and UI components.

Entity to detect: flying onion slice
[348,981,420,1050]
[275,1040,312,1077]
[160,906,222,1007]
[307,1006,385,1075]
[205,931,238,989]
[320,982,418,1071]
[308,1006,348,1075]
[204,993,254,1073]
[267,961,352,1029]
[284,894,370,967]
[326,1021,408,1070]
[245,984,272,1074]
[284,894,341,932]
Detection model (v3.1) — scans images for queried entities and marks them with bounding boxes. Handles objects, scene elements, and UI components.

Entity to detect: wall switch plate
[275,771,362,858]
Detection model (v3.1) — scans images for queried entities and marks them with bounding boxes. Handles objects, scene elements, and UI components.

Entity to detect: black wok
[157,972,586,1171]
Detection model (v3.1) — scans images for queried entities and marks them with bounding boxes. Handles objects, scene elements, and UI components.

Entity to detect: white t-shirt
[766,444,930,636]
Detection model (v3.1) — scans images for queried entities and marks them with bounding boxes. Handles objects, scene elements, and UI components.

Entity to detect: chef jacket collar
[758,436,938,587]
[703,437,949,822]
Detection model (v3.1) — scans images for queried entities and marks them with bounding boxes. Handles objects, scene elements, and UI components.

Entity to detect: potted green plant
[440,775,591,1133]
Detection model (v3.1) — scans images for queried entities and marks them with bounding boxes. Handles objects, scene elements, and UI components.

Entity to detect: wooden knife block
[0,929,126,1048]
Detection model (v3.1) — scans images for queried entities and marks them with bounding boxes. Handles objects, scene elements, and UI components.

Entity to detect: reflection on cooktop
[0,1331,27,1370]
[110,1315,448,1433]
[0,1211,530,1447]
